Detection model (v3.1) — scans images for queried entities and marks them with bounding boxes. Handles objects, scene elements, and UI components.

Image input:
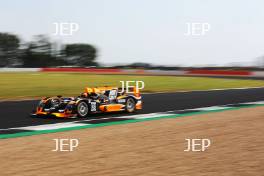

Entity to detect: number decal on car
[117,99,126,103]
[109,89,117,100]
[91,102,96,112]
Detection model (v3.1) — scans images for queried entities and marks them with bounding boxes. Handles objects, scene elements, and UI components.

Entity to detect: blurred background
[0,0,264,70]
[1,0,264,100]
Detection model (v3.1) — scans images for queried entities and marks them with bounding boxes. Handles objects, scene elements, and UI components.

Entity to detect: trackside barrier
[38,68,264,78]
[251,71,264,77]
[0,68,41,72]
[186,70,252,76]
[41,68,122,73]
[140,70,187,75]
[1,68,264,78]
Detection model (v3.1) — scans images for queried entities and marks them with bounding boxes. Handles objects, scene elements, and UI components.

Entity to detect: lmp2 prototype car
[32,86,142,118]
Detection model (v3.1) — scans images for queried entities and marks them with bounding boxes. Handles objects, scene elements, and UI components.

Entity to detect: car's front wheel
[77,101,89,117]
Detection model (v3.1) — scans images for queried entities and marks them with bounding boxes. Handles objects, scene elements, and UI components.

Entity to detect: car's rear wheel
[77,101,89,117]
[126,98,136,113]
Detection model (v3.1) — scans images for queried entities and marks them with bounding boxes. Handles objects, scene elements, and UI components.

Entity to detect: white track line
[114,113,173,119]
[143,86,264,95]
[11,122,89,131]
[240,101,264,105]
[192,106,232,111]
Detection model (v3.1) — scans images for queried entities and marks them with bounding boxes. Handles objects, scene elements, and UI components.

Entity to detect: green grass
[1,72,264,100]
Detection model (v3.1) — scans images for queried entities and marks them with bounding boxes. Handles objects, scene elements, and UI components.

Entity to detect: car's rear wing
[84,86,141,98]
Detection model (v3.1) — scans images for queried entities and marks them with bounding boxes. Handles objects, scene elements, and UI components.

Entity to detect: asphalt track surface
[1,87,264,130]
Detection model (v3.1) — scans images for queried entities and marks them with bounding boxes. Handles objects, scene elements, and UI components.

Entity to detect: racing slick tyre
[126,98,136,113]
[76,101,89,117]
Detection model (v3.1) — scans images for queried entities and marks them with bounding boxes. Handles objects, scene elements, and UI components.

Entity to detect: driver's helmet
[80,92,88,98]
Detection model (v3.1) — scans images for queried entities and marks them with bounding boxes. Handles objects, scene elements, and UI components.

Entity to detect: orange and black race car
[31,86,142,118]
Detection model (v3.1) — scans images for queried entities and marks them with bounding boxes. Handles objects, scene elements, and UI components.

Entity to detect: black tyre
[126,98,136,113]
[76,101,89,117]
